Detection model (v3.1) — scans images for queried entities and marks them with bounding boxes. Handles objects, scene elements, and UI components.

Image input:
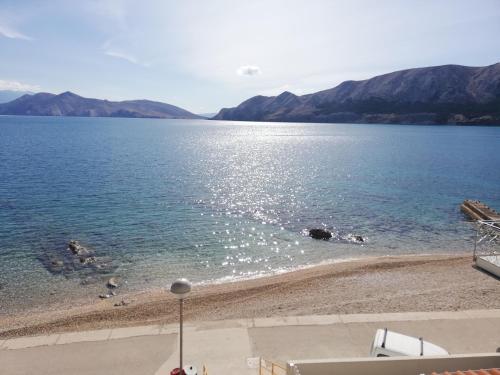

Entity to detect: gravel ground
[1,254,498,338]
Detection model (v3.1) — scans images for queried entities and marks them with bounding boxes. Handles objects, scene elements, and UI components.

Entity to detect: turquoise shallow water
[0,116,499,313]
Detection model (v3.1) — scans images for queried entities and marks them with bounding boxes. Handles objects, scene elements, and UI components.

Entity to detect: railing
[259,358,287,375]
[473,220,500,260]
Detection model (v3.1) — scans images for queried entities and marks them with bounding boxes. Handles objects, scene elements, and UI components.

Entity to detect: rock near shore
[68,240,92,257]
[309,228,332,240]
[107,277,119,288]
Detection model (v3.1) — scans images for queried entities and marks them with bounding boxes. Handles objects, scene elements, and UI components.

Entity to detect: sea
[0,116,499,313]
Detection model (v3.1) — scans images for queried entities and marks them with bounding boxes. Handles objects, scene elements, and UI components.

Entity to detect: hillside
[0,91,202,119]
[213,63,500,125]
[0,90,32,104]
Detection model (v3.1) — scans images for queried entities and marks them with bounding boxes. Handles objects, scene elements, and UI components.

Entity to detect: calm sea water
[0,116,499,313]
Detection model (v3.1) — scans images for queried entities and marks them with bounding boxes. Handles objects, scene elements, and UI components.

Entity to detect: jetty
[460,200,500,222]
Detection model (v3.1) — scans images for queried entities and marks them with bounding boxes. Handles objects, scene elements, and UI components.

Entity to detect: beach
[1,253,498,339]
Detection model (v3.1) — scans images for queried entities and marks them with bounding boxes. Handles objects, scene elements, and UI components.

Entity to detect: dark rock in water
[44,256,65,273]
[51,259,64,267]
[38,239,119,286]
[309,228,332,240]
[89,257,115,273]
[355,235,364,242]
[68,240,92,257]
[68,240,80,253]
[67,241,116,272]
[80,256,96,264]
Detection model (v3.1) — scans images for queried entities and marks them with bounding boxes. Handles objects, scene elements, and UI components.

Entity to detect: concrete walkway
[1,310,499,375]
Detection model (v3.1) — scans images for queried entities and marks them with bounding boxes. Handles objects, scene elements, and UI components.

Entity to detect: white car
[370,328,449,357]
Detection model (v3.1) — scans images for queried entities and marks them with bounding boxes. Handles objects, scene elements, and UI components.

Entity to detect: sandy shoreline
[0,253,499,338]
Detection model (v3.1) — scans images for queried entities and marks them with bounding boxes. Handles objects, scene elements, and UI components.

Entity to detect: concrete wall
[287,353,500,375]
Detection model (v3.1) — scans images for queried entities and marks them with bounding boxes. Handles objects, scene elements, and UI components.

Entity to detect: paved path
[1,310,499,375]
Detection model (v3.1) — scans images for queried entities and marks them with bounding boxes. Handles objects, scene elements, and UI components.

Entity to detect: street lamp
[170,278,192,375]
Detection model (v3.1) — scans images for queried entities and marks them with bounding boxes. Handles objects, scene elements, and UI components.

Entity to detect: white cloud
[237,65,261,76]
[102,39,150,67]
[0,23,31,40]
[0,79,40,92]
[104,49,151,67]
[105,49,138,64]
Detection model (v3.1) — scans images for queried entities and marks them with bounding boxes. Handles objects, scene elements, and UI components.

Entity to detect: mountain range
[0,90,32,104]
[213,63,500,125]
[2,63,500,124]
[0,91,202,119]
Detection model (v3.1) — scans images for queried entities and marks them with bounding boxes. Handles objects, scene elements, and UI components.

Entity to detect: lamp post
[170,278,192,375]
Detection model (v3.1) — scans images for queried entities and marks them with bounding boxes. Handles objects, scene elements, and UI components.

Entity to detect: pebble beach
[1,253,499,339]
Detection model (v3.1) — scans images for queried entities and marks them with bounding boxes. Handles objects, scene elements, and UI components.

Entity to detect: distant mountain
[213,63,500,125]
[0,91,202,119]
[0,90,33,104]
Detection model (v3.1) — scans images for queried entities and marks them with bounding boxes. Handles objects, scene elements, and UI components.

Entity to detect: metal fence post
[473,222,479,260]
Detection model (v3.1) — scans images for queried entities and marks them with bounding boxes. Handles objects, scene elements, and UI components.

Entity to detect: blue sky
[1,0,500,113]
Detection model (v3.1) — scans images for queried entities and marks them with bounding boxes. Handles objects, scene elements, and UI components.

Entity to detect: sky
[1,0,500,113]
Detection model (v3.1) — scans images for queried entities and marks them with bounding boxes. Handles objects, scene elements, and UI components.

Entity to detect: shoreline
[192,251,467,286]
[1,253,499,339]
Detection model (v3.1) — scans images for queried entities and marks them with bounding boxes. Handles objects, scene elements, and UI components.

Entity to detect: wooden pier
[461,200,500,221]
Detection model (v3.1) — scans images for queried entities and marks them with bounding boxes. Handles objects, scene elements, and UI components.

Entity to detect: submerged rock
[309,228,332,240]
[39,240,117,284]
[68,241,114,272]
[80,256,96,264]
[68,240,92,257]
[51,259,64,267]
[44,257,65,273]
[81,276,99,285]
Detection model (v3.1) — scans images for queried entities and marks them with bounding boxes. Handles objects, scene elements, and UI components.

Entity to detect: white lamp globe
[170,278,192,299]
